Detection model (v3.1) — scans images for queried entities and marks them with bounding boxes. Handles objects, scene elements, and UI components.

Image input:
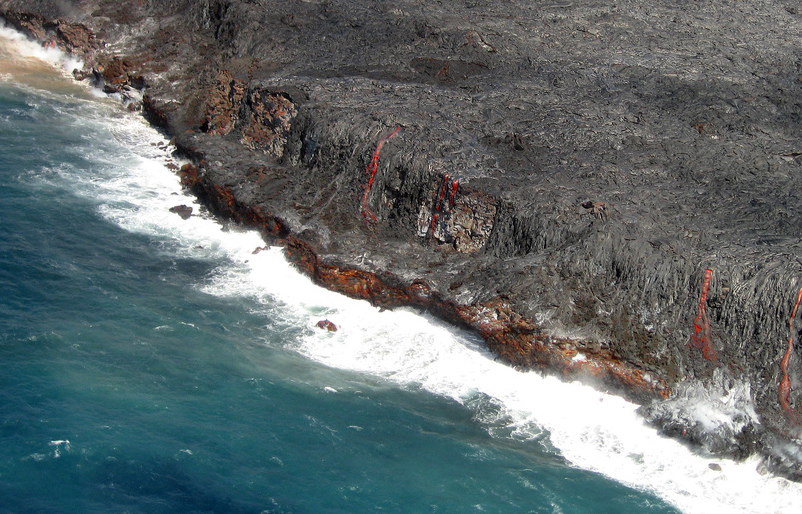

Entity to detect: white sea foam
[197,238,802,513]
[10,26,802,514]
[48,439,71,458]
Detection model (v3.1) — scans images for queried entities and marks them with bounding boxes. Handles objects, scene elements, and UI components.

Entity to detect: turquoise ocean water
[2,28,802,513]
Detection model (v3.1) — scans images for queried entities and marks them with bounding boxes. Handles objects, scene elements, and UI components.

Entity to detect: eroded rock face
[240,89,297,158]
[1,10,100,53]
[201,73,298,159]
[418,188,497,253]
[202,70,245,136]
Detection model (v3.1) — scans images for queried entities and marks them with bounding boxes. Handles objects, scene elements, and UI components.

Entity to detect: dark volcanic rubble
[5,0,802,477]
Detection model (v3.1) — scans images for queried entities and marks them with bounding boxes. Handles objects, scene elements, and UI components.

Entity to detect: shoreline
[4,0,802,480]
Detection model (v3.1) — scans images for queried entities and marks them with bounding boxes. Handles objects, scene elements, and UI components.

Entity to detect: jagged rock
[202,70,245,136]
[240,88,297,158]
[0,10,100,53]
[316,319,338,332]
[169,204,193,220]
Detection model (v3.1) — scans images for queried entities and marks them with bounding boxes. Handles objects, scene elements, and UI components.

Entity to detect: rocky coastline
[5,0,802,479]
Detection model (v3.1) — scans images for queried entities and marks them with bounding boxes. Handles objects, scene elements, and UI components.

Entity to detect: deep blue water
[5,38,797,514]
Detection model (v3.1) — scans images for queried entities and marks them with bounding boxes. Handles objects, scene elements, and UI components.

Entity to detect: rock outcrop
[5,0,802,478]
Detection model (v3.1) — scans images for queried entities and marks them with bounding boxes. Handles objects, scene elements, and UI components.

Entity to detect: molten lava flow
[688,269,717,361]
[430,176,460,236]
[361,126,401,223]
[779,288,802,425]
[448,179,459,209]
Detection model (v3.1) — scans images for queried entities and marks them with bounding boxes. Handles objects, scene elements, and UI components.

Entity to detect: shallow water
[1,27,801,513]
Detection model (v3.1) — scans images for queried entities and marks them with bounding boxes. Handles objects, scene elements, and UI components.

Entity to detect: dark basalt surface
[5,0,802,478]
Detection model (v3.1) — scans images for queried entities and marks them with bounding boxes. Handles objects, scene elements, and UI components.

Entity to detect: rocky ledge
[5,0,802,479]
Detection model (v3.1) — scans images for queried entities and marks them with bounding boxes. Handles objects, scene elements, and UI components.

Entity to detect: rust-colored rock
[51,19,99,53]
[282,236,668,404]
[455,297,670,403]
[316,319,338,331]
[433,189,497,253]
[202,70,245,136]
[241,89,297,158]
[1,12,100,54]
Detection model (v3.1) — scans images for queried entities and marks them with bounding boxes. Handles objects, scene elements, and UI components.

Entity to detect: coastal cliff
[5,0,802,478]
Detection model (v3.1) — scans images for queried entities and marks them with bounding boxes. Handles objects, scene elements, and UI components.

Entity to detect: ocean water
[2,28,802,514]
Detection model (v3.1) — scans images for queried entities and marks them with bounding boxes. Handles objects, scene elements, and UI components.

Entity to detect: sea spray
[0,22,84,81]
[640,370,761,458]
